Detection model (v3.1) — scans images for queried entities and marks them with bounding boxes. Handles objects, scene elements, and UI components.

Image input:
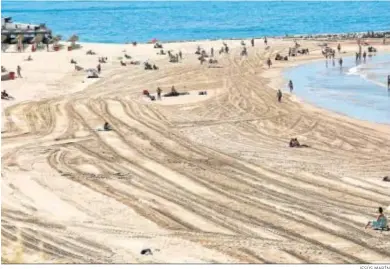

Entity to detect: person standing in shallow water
[288,80,294,93]
[387,75,390,89]
[277,89,283,102]
[339,58,343,69]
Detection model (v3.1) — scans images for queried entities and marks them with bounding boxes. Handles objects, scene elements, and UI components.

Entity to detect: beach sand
[2,38,390,263]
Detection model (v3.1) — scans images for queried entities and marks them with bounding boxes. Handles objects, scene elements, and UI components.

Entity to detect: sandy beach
[2,37,390,263]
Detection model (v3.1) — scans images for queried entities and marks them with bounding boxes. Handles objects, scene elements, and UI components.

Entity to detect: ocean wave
[346,63,388,89]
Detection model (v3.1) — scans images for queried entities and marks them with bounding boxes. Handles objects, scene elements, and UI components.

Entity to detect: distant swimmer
[288,80,294,93]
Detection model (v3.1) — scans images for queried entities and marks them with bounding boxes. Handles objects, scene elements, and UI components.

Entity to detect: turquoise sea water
[284,53,390,125]
[2,1,390,43]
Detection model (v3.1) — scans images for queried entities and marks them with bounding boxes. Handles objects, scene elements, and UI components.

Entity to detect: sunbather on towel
[103,122,112,131]
[365,207,388,230]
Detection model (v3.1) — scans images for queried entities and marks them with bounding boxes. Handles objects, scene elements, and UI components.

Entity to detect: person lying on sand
[124,54,131,59]
[1,66,7,73]
[289,138,310,148]
[25,55,33,61]
[120,60,127,66]
[103,122,112,131]
[365,207,389,230]
[163,86,190,97]
[1,90,12,100]
[383,176,390,182]
[86,50,96,55]
[70,59,77,64]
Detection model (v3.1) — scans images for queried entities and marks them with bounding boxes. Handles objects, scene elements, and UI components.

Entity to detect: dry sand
[1,38,390,263]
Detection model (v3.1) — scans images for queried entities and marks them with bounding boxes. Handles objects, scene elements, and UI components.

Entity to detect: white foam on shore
[346,63,388,89]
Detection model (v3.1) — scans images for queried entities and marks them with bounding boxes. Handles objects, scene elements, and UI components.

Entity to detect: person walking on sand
[179,50,182,60]
[267,58,272,68]
[46,43,49,52]
[288,80,294,93]
[17,65,22,78]
[277,89,283,103]
[337,43,341,53]
[211,47,214,57]
[264,37,268,46]
[97,63,101,73]
[251,38,255,47]
[157,87,162,100]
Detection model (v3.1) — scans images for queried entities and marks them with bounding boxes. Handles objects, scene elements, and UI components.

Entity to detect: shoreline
[262,48,390,135]
[2,36,390,263]
[64,29,390,45]
[284,53,390,126]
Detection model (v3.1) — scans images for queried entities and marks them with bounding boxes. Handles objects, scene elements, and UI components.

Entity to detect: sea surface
[284,53,390,125]
[2,1,390,43]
